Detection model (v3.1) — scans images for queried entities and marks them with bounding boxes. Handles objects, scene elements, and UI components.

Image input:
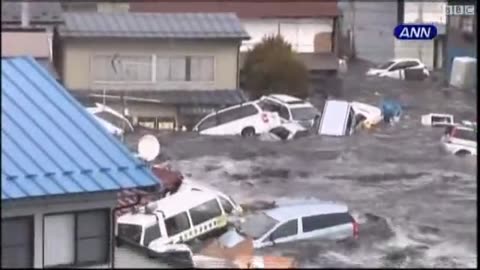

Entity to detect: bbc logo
[446,5,476,16]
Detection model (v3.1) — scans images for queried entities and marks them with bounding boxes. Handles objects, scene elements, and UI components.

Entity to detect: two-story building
[1,57,162,268]
[56,12,249,130]
[129,0,341,86]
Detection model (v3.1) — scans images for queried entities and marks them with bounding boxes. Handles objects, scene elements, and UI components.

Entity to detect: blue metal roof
[1,57,161,201]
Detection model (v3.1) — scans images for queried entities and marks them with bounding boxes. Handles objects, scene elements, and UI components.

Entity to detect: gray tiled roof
[59,12,250,39]
[1,2,63,24]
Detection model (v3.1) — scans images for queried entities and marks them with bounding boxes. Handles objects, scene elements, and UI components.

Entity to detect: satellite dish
[137,134,161,162]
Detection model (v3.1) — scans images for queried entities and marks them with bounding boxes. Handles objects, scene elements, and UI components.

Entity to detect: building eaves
[59,12,250,40]
[1,57,161,201]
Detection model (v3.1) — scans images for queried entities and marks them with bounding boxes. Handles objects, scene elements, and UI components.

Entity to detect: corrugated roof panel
[59,12,249,40]
[1,57,161,201]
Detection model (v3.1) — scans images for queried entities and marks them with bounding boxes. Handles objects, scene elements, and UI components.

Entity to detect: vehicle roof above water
[117,190,220,226]
[264,94,303,103]
[389,58,423,63]
[154,190,219,217]
[263,202,349,222]
[118,212,158,227]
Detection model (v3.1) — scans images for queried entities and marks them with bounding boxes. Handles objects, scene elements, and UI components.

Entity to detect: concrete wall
[2,193,118,268]
[61,39,240,91]
[240,18,334,53]
[395,1,447,69]
[339,1,398,63]
[394,39,435,68]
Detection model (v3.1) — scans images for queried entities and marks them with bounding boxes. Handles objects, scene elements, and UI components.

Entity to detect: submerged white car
[218,202,358,249]
[441,124,477,156]
[366,58,429,79]
[192,102,281,137]
[174,179,243,215]
[351,102,383,128]
[257,94,320,128]
[86,103,134,136]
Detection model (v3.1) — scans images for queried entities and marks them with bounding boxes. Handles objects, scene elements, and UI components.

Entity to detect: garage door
[1,216,34,268]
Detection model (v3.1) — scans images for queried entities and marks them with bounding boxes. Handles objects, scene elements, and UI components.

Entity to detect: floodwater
[126,64,477,268]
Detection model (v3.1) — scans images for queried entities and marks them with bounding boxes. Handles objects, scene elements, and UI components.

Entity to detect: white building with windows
[1,57,162,268]
[57,12,249,130]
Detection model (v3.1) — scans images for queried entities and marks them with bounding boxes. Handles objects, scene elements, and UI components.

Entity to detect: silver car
[218,202,359,249]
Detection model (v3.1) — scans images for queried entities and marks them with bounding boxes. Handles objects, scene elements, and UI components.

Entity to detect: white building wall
[2,193,117,268]
[395,1,447,69]
[240,18,333,52]
[394,39,435,68]
[403,1,447,25]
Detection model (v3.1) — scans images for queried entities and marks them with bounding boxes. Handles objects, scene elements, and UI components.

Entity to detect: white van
[317,100,356,136]
[117,190,230,248]
[192,102,281,137]
[86,103,134,136]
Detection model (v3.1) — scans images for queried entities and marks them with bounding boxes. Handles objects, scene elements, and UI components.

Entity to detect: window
[165,212,190,237]
[217,107,244,124]
[453,129,476,141]
[237,105,259,119]
[270,219,298,240]
[2,216,33,268]
[461,17,474,33]
[157,57,170,81]
[43,210,110,267]
[302,213,353,233]
[118,224,142,244]
[92,55,154,83]
[190,199,223,226]
[346,108,355,133]
[291,107,317,121]
[143,225,162,246]
[197,115,218,131]
[169,57,187,81]
[95,111,128,130]
[258,100,289,120]
[377,61,395,70]
[219,197,234,214]
[190,56,214,81]
[137,117,157,129]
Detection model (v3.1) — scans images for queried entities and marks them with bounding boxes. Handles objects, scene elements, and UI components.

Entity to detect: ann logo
[394,24,438,40]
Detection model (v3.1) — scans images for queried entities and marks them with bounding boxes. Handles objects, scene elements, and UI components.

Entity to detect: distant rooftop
[59,12,250,40]
[1,2,64,25]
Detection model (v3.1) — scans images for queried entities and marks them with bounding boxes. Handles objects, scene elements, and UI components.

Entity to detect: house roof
[1,2,63,24]
[69,89,249,106]
[59,12,250,40]
[1,57,161,201]
[130,1,339,18]
[36,58,60,80]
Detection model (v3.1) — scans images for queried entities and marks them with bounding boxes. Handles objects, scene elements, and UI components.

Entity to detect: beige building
[57,12,249,130]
